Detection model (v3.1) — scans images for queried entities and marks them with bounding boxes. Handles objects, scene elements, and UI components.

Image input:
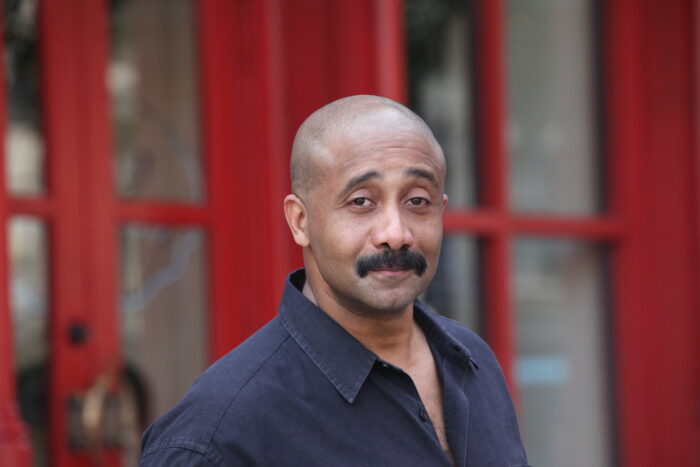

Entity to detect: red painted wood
[281,0,331,131]
[444,210,623,239]
[0,3,33,464]
[199,0,289,357]
[603,1,647,465]
[472,0,514,391]
[40,1,121,465]
[80,2,122,464]
[605,0,699,465]
[7,198,54,217]
[638,2,697,464]
[78,3,120,465]
[79,0,119,372]
[40,2,91,464]
[119,202,211,225]
[254,0,293,324]
[692,0,700,456]
[328,0,376,96]
[198,0,247,359]
[374,0,407,102]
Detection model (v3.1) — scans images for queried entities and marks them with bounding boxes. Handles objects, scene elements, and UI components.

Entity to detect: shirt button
[419,407,429,421]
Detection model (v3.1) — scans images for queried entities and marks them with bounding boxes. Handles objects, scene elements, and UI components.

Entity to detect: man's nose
[372,204,414,250]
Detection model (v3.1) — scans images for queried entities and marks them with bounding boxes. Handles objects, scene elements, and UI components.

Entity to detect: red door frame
[605,1,700,465]
[38,1,118,466]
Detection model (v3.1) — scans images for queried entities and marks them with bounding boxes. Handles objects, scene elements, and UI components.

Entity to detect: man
[140,95,528,466]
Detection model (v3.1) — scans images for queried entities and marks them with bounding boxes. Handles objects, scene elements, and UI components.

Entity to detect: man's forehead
[290,96,446,198]
[325,124,445,174]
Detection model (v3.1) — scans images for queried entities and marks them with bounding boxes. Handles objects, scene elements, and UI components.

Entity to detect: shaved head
[290,95,444,199]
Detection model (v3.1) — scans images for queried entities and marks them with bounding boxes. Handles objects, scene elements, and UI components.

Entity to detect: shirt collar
[278,269,476,404]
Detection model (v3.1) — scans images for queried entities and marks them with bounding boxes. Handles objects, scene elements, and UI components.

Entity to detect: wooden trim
[444,211,623,239]
[40,1,120,465]
[605,0,699,465]
[472,0,515,391]
[375,0,407,102]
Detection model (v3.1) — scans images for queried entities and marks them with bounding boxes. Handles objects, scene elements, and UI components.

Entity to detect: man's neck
[302,280,422,369]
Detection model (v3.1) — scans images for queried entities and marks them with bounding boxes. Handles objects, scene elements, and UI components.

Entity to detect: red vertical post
[199,0,288,358]
[692,1,700,455]
[374,0,407,102]
[0,3,33,464]
[472,0,515,391]
[41,1,121,465]
[606,0,699,465]
[40,2,91,464]
[198,0,247,359]
[78,0,119,388]
[77,4,122,465]
[255,0,295,314]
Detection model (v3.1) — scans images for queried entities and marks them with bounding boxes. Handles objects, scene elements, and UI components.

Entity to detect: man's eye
[407,197,429,207]
[349,197,372,207]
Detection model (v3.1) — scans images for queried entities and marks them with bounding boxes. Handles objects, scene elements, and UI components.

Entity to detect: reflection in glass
[120,225,207,424]
[406,0,476,208]
[3,0,45,196]
[9,216,48,466]
[506,0,600,214]
[423,235,480,333]
[110,0,203,202]
[514,239,611,467]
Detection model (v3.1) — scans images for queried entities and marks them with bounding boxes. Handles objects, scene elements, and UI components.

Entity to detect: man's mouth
[355,249,427,278]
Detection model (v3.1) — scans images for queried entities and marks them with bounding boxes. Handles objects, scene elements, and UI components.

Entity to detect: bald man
[141,96,528,467]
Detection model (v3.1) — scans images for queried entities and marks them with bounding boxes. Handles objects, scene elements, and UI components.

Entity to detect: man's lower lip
[370,269,412,275]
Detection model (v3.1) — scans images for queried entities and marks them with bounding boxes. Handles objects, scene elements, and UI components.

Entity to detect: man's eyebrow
[337,170,382,199]
[405,167,439,188]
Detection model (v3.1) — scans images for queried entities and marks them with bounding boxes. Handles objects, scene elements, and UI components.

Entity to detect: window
[407,2,614,466]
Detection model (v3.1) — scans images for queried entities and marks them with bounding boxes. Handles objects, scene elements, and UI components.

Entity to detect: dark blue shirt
[140,270,529,466]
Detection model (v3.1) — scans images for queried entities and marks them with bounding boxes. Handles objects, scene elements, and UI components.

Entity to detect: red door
[1,1,404,465]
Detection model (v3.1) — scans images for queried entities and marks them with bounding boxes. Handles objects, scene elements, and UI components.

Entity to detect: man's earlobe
[284,194,310,247]
[442,193,448,208]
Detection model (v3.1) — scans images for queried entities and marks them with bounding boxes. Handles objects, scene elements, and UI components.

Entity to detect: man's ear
[284,194,310,247]
[442,193,448,208]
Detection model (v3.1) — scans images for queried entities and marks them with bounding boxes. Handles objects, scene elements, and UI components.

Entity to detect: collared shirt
[140,270,529,466]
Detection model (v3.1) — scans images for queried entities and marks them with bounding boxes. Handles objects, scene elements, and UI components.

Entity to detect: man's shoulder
[141,317,293,461]
[193,316,291,396]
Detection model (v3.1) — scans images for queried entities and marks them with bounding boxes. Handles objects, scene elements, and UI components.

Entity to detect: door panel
[120,225,208,424]
[110,0,203,203]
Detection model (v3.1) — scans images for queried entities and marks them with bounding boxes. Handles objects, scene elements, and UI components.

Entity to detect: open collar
[278,269,476,404]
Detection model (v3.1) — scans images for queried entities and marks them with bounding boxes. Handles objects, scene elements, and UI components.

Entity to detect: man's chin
[352,284,423,317]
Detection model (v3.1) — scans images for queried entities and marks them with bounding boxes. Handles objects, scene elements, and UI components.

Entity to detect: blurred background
[0,0,698,466]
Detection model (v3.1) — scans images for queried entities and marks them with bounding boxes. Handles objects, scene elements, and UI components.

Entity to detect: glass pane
[120,225,208,424]
[506,0,600,214]
[406,0,476,208]
[109,0,203,202]
[513,239,612,467]
[4,0,45,196]
[422,235,480,333]
[9,216,49,466]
